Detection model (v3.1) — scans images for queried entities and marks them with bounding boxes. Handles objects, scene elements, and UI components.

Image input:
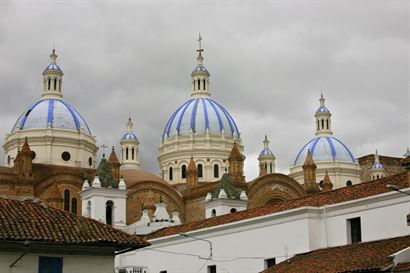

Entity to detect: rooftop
[261,235,410,273]
[148,171,409,239]
[0,196,149,250]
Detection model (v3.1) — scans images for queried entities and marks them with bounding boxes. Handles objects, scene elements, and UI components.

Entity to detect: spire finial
[50,48,57,64]
[319,93,325,107]
[196,33,204,65]
[263,135,269,149]
[375,149,380,163]
[127,118,133,133]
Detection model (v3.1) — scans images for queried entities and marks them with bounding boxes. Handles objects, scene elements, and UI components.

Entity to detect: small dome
[294,136,355,166]
[260,148,274,156]
[44,63,62,72]
[316,106,330,113]
[371,162,384,169]
[162,98,240,140]
[12,99,91,135]
[192,64,209,74]
[122,132,138,140]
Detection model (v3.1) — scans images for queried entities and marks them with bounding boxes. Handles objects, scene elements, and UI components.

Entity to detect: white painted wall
[0,253,114,273]
[117,189,410,273]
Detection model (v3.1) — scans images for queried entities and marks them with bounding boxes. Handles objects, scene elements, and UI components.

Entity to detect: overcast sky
[0,0,408,180]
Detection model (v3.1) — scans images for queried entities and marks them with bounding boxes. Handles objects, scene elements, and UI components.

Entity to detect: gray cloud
[0,0,408,180]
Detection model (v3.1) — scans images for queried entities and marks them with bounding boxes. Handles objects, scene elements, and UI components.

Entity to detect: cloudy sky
[0,0,408,180]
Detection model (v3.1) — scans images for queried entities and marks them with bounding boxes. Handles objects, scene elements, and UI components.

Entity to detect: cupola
[42,49,64,99]
[315,94,332,136]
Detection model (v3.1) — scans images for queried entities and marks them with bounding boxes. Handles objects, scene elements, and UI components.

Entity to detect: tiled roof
[0,196,149,249]
[148,171,409,239]
[261,235,410,273]
[394,262,410,272]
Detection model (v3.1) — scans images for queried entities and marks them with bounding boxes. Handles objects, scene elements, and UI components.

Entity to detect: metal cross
[100,144,108,158]
[197,33,203,52]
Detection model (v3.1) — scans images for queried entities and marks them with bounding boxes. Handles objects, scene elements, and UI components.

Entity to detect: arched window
[213,164,219,178]
[317,120,320,131]
[48,78,51,90]
[230,208,237,213]
[198,79,201,90]
[126,148,129,160]
[211,209,216,218]
[71,198,77,214]
[326,119,329,129]
[54,78,57,90]
[106,200,114,225]
[86,201,91,217]
[321,119,324,129]
[169,167,173,181]
[181,165,187,179]
[132,148,135,160]
[346,180,353,186]
[59,79,62,91]
[63,190,70,212]
[198,164,203,178]
[270,163,273,173]
[203,79,206,90]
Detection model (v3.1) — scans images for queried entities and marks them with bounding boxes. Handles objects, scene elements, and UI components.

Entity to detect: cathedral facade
[0,46,407,229]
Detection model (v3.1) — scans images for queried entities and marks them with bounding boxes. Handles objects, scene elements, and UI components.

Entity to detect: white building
[3,50,98,168]
[116,171,410,273]
[158,40,243,184]
[289,95,361,188]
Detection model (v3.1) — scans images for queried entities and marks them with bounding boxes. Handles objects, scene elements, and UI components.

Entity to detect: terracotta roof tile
[394,262,410,272]
[0,196,149,249]
[148,171,409,239]
[261,235,410,273]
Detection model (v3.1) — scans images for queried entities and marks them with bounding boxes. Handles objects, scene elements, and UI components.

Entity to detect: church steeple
[191,33,211,98]
[42,49,64,99]
[314,94,333,136]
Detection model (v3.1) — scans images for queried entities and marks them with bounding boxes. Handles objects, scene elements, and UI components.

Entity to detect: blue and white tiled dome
[44,63,62,72]
[192,64,209,74]
[293,136,355,166]
[260,148,274,156]
[162,98,240,140]
[12,99,91,135]
[122,132,138,140]
[316,105,330,113]
[371,162,383,169]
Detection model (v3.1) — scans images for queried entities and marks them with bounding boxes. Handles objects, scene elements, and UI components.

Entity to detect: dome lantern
[315,94,333,136]
[370,150,385,180]
[42,49,64,99]
[120,118,140,170]
[258,135,276,175]
[191,33,211,99]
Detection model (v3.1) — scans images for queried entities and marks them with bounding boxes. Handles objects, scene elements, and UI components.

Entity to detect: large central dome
[159,41,243,185]
[162,98,240,139]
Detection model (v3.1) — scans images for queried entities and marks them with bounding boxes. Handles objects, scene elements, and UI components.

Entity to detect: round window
[31,151,36,160]
[88,157,93,167]
[61,152,71,161]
